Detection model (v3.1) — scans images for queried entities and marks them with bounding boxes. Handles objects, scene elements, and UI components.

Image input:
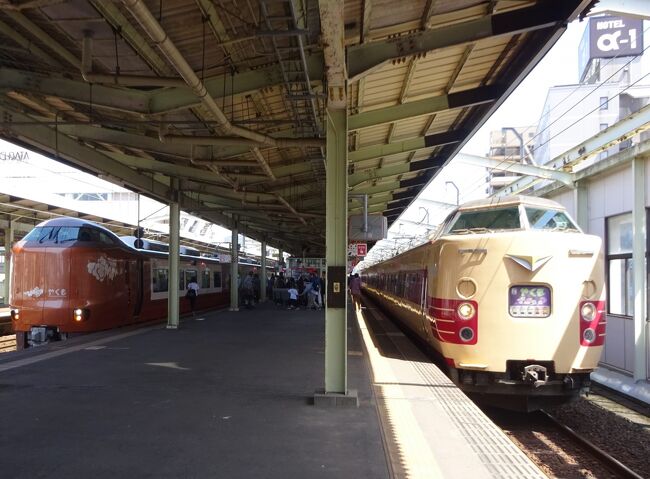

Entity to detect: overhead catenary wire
[456,23,650,202]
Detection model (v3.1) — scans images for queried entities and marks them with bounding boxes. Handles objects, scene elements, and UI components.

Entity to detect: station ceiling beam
[349,130,464,163]
[349,156,446,187]
[347,1,575,81]
[348,85,500,131]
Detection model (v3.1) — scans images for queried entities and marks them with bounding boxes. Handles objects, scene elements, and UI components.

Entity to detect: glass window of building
[606,213,633,316]
[599,96,608,110]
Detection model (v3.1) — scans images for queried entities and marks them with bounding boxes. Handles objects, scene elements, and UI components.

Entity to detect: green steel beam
[348,85,499,130]
[0,68,150,114]
[347,2,572,81]
[325,105,348,395]
[350,180,400,195]
[148,53,324,114]
[349,156,444,187]
[105,151,231,185]
[349,130,463,163]
[0,20,61,68]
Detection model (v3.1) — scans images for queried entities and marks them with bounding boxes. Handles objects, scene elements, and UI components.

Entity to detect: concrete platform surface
[592,367,650,406]
[0,305,389,479]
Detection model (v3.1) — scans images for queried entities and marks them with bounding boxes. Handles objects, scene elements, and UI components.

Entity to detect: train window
[525,208,578,232]
[99,231,118,245]
[213,271,222,288]
[607,213,633,316]
[201,270,210,288]
[153,268,169,292]
[448,207,521,233]
[23,226,53,242]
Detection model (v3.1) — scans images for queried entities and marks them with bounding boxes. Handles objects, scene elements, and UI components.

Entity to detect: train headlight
[10,309,19,321]
[457,302,475,320]
[583,328,596,344]
[73,308,88,322]
[580,302,596,322]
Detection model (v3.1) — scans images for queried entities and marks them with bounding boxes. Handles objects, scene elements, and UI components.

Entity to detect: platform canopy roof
[0,0,595,255]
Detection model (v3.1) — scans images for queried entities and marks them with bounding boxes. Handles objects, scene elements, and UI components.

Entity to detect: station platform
[0,301,545,478]
[592,367,650,406]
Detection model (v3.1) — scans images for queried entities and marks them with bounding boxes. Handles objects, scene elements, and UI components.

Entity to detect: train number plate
[509,285,551,318]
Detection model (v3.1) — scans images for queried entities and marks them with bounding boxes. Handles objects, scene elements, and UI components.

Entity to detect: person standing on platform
[186,277,199,316]
[349,273,362,311]
[242,271,255,309]
[287,285,299,310]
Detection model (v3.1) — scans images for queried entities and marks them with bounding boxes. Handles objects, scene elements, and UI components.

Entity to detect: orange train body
[9,217,239,346]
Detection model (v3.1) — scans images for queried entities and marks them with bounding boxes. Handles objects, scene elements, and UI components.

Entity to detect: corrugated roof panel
[357,124,392,147]
[390,115,432,139]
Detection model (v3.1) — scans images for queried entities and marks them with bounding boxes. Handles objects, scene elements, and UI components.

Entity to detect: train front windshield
[446,205,580,234]
[22,226,119,245]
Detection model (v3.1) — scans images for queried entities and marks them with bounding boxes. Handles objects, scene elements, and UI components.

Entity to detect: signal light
[10,309,19,321]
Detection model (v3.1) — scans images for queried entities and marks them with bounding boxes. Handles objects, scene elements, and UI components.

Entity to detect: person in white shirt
[287,286,299,309]
[186,277,199,316]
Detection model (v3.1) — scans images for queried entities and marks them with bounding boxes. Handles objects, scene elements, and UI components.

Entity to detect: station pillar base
[313,388,359,408]
[166,324,179,330]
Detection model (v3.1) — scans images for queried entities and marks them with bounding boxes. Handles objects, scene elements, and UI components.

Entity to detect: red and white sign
[348,242,367,257]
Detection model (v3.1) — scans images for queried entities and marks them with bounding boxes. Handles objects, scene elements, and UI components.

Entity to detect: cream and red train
[9,217,261,348]
[361,196,606,410]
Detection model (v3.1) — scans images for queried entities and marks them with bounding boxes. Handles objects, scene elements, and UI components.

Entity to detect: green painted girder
[350,180,400,195]
[105,151,231,186]
[348,85,499,131]
[347,2,574,81]
[348,155,444,188]
[349,130,464,163]
[0,68,150,114]
[148,52,324,114]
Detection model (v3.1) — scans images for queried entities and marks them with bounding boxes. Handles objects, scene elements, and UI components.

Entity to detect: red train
[9,217,261,347]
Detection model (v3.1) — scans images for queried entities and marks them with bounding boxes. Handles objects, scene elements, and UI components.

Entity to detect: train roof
[31,216,122,238]
[457,196,565,212]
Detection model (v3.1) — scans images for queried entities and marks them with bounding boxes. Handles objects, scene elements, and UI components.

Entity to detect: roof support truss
[347,1,576,81]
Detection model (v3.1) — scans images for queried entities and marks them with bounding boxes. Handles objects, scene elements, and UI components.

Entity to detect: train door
[126,258,144,318]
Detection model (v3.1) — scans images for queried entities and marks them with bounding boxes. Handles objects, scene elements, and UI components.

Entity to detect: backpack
[186,287,197,298]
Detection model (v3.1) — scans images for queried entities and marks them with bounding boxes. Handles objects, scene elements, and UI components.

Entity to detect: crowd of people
[268,271,325,310]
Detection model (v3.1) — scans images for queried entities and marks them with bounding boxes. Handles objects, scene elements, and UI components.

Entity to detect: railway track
[490,407,645,478]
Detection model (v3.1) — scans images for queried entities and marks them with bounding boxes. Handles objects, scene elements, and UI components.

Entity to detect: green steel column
[325,107,348,394]
[167,195,180,329]
[260,239,267,302]
[230,222,239,311]
[278,249,283,268]
[632,156,647,381]
[3,225,13,305]
[573,180,589,230]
